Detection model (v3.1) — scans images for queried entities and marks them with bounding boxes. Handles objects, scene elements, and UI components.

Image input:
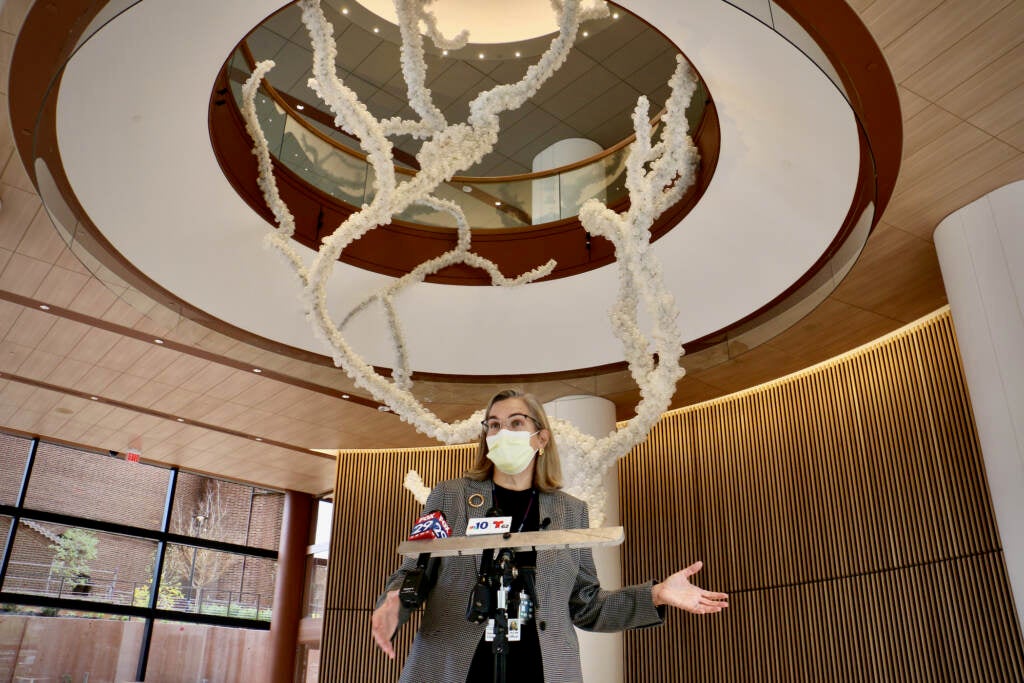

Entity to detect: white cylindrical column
[532,138,604,224]
[934,179,1024,629]
[543,394,621,683]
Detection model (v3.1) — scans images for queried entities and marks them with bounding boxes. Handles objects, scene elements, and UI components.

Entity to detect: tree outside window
[49,528,98,596]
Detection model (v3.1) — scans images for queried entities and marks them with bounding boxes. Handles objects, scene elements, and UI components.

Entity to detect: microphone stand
[466,544,520,683]
[489,516,548,681]
[490,549,516,683]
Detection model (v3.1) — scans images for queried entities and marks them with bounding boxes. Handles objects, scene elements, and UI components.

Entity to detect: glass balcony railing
[227,47,707,229]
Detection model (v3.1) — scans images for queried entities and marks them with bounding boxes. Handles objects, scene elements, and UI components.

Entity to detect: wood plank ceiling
[0,0,1021,494]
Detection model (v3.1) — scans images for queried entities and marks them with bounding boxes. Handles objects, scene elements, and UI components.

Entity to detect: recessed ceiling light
[582,30,589,37]
[463,185,473,193]
[39,304,51,311]
[373,27,379,33]
[341,7,349,14]
[515,51,521,58]
[154,339,164,344]
[296,104,305,110]
[342,394,350,399]
[442,50,448,56]
[478,52,485,59]
[613,11,619,18]
[495,201,502,206]
[252,368,262,373]
[255,437,263,442]
[90,396,99,401]
[176,417,185,422]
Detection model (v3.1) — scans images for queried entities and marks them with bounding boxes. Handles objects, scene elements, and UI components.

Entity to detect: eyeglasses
[480,413,543,434]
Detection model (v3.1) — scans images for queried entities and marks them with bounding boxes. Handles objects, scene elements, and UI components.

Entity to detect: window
[2,522,158,605]
[0,433,282,678]
[161,544,275,620]
[170,472,283,550]
[23,441,169,529]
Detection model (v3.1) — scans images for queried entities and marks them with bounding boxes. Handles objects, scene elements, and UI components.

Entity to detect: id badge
[484,618,521,642]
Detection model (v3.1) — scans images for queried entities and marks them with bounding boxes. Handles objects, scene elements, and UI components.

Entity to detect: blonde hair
[466,389,563,492]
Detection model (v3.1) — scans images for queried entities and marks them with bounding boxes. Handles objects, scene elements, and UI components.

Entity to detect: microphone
[399,510,450,608]
[466,563,494,624]
[407,509,451,540]
[466,505,505,623]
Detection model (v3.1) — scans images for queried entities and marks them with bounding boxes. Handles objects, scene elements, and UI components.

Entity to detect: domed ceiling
[46,0,877,376]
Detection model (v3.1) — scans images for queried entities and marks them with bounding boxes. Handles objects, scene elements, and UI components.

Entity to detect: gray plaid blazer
[382,477,663,683]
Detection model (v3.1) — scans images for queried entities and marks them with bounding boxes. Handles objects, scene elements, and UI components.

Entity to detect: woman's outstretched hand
[651,561,729,615]
[371,590,401,658]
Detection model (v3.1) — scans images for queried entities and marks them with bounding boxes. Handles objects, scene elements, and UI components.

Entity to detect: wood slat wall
[620,310,1024,681]
[320,445,475,683]
[320,310,1024,681]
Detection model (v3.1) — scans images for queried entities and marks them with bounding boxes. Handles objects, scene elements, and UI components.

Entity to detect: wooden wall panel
[626,554,1022,681]
[320,445,474,682]
[620,311,1024,681]
[319,310,1024,681]
[319,609,423,683]
[325,445,476,610]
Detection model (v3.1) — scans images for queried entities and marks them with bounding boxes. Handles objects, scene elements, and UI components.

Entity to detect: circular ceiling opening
[210,0,718,284]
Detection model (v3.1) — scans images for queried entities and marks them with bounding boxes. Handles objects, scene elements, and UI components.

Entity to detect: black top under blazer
[382,477,664,683]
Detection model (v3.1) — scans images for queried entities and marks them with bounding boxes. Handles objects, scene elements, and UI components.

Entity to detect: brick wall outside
[0,432,284,616]
[0,432,29,504]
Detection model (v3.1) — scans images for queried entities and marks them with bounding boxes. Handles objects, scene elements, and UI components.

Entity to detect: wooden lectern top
[397,526,624,558]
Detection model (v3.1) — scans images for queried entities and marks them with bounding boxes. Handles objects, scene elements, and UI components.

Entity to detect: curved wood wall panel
[620,310,1024,681]
[320,445,475,683]
[319,310,1024,681]
[626,554,1021,681]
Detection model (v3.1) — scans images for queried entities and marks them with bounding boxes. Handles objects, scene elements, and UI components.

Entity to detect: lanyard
[492,483,537,533]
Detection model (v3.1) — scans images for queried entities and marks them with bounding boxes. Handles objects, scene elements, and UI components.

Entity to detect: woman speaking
[371,389,728,682]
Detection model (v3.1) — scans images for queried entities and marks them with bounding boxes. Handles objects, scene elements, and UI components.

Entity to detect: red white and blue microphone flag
[408,510,451,541]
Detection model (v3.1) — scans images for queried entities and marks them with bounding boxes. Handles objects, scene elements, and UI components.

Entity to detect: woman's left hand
[651,560,729,615]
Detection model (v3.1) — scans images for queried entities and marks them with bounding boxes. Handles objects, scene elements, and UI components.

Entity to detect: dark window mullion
[0,504,277,559]
[136,466,178,683]
[0,590,270,630]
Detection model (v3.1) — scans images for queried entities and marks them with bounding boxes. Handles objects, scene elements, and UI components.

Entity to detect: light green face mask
[485,429,538,475]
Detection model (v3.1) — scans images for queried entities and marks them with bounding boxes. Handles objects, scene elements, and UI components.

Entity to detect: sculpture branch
[242,0,699,523]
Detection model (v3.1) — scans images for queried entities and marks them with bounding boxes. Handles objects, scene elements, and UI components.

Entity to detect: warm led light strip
[651,306,955,421]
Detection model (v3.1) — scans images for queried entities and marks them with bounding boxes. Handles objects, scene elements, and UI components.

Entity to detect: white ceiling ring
[55,0,859,376]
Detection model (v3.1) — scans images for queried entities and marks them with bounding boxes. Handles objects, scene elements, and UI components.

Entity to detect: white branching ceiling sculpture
[241,0,699,524]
